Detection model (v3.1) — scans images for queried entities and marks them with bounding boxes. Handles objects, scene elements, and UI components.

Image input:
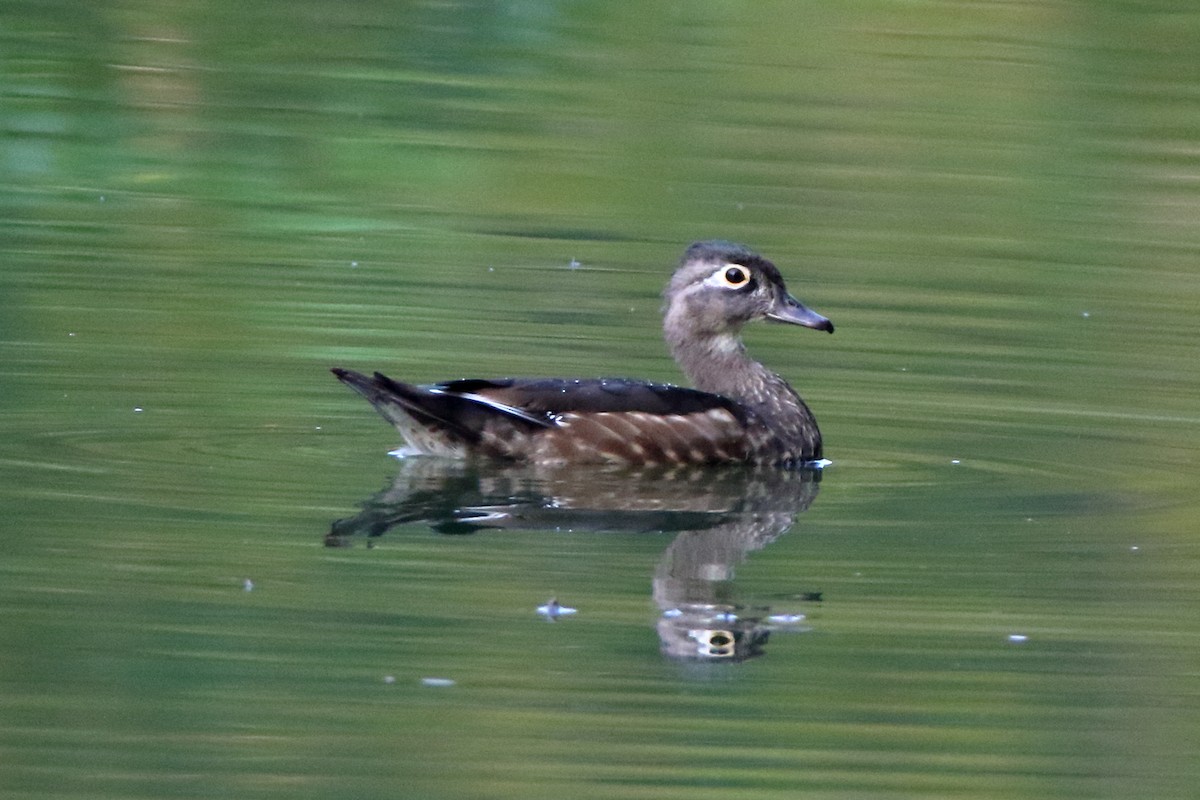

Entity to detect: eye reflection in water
[327,459,825,662]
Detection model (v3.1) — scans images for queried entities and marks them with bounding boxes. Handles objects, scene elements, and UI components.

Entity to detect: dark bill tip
[767,295,834,333]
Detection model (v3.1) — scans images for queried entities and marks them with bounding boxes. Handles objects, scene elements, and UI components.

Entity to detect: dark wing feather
[331,369,554,445]
[335,370,759,463]
[435,377,748,422]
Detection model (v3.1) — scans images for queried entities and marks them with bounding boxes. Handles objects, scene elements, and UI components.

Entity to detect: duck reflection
[327,459,824,661]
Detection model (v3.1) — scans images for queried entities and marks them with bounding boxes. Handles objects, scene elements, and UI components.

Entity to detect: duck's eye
[703,264,754,290]
[719,265,750,287]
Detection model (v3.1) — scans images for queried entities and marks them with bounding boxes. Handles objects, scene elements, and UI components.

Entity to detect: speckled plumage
[333,240,833,466]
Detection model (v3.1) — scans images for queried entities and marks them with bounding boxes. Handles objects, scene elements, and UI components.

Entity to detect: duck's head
[663,241,833,347]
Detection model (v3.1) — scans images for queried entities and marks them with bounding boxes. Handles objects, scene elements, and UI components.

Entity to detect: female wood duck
[332,240,833,466]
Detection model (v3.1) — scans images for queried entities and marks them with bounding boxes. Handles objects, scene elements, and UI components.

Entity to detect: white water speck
[950,459,960,465]
[133,407,144,413]
[383,675,395,684]
[1008,634,1028,643]
[350,261,358,268]
[421,677,456,688]
[537,598,577,619]
[243,578,254,592]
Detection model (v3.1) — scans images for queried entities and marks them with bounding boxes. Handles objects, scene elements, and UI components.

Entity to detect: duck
[332,240,833,466]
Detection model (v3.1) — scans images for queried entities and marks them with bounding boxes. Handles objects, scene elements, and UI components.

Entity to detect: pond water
[3,2,1200,798]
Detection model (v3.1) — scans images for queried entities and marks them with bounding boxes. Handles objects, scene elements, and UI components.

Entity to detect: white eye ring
[706,264,751,289]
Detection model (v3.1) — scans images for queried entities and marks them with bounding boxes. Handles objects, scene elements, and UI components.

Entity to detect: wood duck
[332,240,833,466]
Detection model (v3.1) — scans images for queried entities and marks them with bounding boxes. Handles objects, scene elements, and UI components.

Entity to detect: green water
[4,2,1200,798]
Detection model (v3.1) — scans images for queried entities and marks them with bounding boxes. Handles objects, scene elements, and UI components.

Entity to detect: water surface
[3,2,1200,798]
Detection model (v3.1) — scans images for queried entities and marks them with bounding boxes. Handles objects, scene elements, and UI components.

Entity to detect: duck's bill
[768,295,834,333]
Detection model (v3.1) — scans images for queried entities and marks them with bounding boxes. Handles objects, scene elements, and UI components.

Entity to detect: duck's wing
[331,369,552,449]
[333,370,756,463]
[437,377,746,418]
[441,377,756,463]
